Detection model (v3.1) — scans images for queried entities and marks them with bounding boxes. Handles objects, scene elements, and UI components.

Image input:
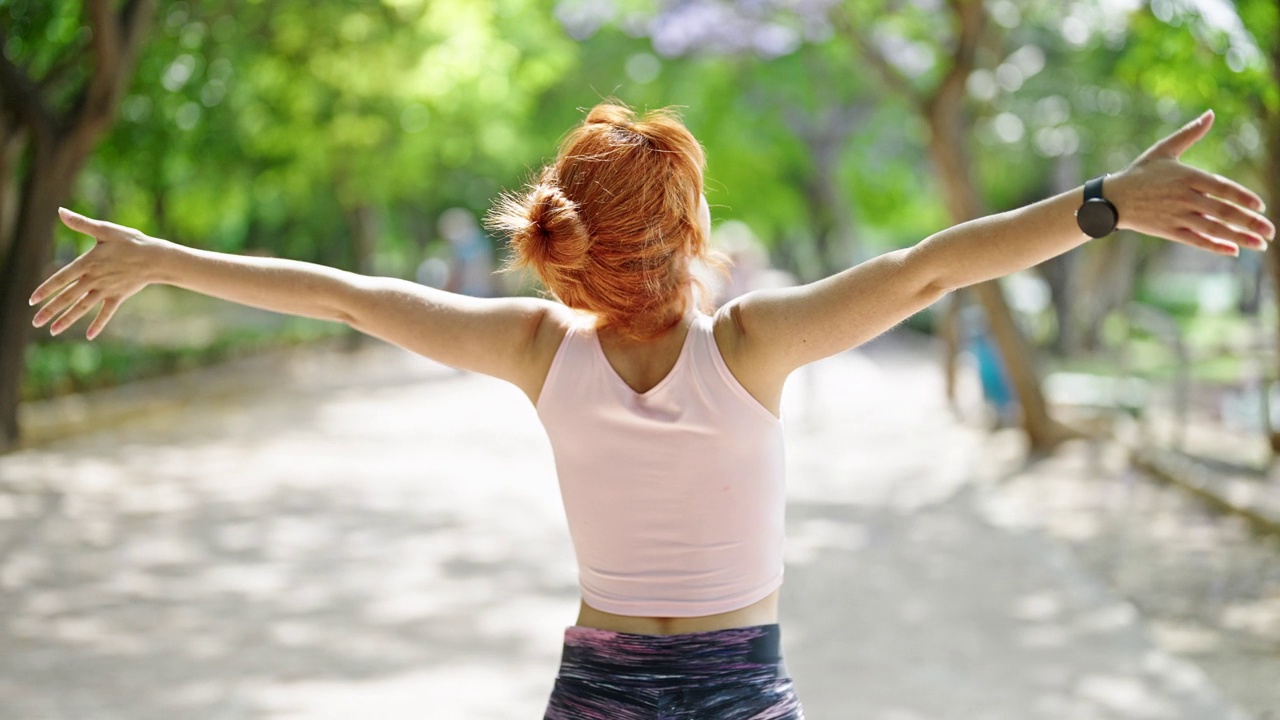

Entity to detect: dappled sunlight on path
[778,338,1250,720]
[2,350,576,718]
[0,333,1257,719]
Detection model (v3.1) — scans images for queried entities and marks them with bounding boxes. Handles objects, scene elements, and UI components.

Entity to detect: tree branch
[120,0,155,53]
[829,5,924,109]
[80,0,125,125]
[65,0,155,156]
[927,0,986,114]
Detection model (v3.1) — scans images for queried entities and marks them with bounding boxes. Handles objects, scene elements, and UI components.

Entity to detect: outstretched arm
[30,210,364,333]
[29,210,551,388]
[914,110,1269,292]
[728,109,1274,378]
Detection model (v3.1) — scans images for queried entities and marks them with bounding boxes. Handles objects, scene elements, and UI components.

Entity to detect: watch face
[1077,198,1118,237]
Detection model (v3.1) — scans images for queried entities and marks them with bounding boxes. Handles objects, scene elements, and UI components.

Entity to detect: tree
[5,0,580,450]
[835,0,1096,452]
[1099,0,1275,450]
[0,0,156,453]
[89,0,577,272]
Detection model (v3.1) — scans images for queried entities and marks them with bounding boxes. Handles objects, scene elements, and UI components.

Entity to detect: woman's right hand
[29,208,169,340]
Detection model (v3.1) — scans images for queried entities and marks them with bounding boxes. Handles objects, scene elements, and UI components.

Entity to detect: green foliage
[1114,2,1273,178]
[21,318,348,402]
[56,0,1273,278]
[0,2,89,88]
[15,0,1277,396]
[80,0,578,272]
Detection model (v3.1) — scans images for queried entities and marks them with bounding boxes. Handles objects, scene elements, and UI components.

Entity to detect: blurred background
[2,1,1280,718]
[2,0,1278,449]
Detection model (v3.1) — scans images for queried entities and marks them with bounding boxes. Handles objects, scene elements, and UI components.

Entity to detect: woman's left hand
[1108,109,1274,256]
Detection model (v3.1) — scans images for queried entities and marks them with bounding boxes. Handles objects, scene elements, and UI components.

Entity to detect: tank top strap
[535,311,596,414]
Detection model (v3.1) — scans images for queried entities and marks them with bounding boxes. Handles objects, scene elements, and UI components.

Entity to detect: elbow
[335,308,358,328]
[902,243,955,298]
[333,273,376,328]
[330,293,360,328]
[924,274,955,301]
[912,271,952,313]
[336,295,371,329]
[923,280,952,312]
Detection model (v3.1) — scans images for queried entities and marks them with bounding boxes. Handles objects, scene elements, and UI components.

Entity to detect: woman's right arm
[30,209,558,397]
[30,209,358,336]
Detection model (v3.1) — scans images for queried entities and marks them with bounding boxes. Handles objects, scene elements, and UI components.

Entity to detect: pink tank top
[535,308,786,617]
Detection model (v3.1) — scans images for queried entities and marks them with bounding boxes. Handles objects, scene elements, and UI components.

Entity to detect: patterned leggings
[542,623,805,720]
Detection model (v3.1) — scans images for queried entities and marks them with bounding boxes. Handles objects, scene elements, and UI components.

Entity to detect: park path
[0,331,1255,719]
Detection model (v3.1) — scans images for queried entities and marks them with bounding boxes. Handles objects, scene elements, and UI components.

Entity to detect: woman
[28,102,1272,718]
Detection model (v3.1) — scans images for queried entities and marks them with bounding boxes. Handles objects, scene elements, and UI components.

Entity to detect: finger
[1170,226,1238,257]
[1150,110,1214,160]
[57,207,118,237]
[1191,170,1270,216]
[32,279,86,328]
[86,297,122,341]
[29,255,89,306]
[1184,211,1266,249]
[1190,190,1274,241]
[50,289,102,336]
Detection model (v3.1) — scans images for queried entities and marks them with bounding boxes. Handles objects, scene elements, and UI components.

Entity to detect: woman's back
[534,306,786,630]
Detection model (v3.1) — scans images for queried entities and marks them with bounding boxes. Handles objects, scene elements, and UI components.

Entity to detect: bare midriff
[574,588,781,636]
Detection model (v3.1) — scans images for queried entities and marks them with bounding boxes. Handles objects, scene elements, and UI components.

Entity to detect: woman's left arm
[912,109,1274,293]
[722,109,1273,378]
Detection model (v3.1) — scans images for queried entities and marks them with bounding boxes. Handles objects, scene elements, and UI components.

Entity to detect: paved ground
[971,422,1280,718]
[0,331,1259,719]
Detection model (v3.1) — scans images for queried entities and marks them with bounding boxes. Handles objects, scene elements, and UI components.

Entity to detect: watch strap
[1084,174,1107,202]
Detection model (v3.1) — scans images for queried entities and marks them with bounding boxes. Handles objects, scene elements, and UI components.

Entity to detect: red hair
[486,101,730,342]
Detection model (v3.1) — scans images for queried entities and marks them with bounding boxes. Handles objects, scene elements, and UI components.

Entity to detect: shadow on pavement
[0,333,1257,719]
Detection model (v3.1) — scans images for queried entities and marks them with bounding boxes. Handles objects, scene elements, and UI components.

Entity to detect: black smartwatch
[1076,174,1119,238]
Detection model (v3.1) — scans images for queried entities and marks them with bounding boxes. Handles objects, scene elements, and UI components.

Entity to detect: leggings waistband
[557,623,788,687]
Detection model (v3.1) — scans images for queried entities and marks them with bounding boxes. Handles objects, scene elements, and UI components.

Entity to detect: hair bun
[510,183,590,273]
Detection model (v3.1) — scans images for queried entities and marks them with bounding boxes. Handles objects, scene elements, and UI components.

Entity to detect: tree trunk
[786,102,862,277]
[924,73,1072,454]
[0,117,28,264]
[0,142,76,452]
[802,165,858,277]
[0,0,157,453]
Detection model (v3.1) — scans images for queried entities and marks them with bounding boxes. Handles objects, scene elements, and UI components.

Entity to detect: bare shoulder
[710,300,746,358]
[710,299,786,419]
[530,298,579,354]
[520,298,581,405]
[709,249,945,378]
